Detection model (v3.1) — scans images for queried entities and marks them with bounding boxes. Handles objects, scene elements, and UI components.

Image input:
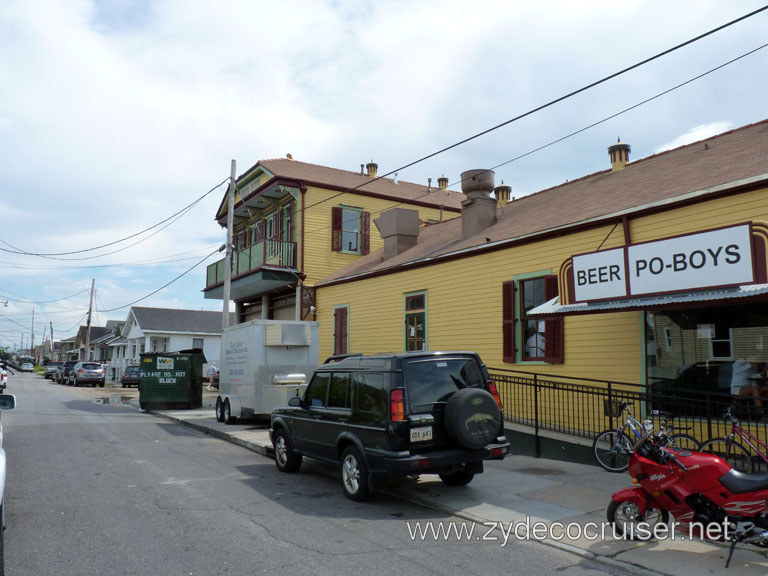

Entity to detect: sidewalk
[147,390,768,576]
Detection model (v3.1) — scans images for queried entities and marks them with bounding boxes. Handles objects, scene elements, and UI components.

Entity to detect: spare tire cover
[444,388,501,450]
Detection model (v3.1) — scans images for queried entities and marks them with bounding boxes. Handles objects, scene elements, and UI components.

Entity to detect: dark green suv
[270,351,510,501]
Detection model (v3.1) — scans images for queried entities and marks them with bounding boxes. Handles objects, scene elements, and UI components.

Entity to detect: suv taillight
[78,369,84,373]
[488,381,503,410]
[390,389,405,422]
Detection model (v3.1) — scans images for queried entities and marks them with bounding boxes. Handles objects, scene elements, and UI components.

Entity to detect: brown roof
[318,119,768,285]
[239,157,464,211]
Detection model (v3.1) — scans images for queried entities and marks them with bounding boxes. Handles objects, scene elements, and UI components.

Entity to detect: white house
[108,307,232,381]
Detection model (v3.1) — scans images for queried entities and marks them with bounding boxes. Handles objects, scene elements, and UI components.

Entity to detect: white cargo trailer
[215,319,319,424]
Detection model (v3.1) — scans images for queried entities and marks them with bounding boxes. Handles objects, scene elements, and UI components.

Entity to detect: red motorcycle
[608,431,768,567]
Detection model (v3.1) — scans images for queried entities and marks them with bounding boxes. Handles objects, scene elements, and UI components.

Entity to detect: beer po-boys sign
[571,224,755,303]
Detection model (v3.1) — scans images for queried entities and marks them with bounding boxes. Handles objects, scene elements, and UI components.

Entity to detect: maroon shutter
[360,211,370,255]
[502,281,516,363]
[334,307,348,355]
[331,207,342,252]
[543,275,564,364]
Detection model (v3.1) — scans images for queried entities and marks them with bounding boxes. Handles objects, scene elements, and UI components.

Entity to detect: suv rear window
[126,366,140,374]
[82,363,101,370]
[405,357,485,411]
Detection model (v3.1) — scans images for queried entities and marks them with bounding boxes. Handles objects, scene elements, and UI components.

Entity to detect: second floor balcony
[204,239,297,299]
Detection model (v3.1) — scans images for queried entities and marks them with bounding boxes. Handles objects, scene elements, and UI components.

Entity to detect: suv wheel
[273,428,302,473]
[439,467,475,486]
[340,445,372,501]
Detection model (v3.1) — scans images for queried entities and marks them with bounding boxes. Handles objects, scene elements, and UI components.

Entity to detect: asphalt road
[2,372,630,576]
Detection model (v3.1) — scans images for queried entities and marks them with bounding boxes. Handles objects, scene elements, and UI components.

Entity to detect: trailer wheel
[215,397,225,423]
[223,399,235,425]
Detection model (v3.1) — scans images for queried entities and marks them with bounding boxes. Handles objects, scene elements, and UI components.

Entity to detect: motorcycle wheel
[607,499,669,540]
[593,429,634,473]
[699,438,752,473]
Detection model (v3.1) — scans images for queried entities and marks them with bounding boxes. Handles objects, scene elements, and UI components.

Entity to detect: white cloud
[654,122,734,153]
[0,0,766,342]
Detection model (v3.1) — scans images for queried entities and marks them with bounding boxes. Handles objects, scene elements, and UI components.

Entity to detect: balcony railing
[206,240,297,288]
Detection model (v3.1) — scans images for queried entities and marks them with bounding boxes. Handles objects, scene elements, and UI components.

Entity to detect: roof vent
[366,160,378,178]
[374,208,420,259]
[460,169,497,239]
[608,138,631,171]
[494,181,512,207]
[437,175,448,190]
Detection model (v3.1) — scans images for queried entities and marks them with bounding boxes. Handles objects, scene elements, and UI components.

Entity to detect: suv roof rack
[322,353,363,364]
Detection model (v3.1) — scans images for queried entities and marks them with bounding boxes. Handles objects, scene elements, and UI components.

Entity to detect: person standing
[207,362,218,391]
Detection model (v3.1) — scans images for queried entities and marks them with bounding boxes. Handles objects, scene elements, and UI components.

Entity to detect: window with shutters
[502,274,563,364]
[333,306,349,355]
[331,206,370,255]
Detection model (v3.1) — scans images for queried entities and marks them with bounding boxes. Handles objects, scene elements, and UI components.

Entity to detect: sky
[0,0,767,352]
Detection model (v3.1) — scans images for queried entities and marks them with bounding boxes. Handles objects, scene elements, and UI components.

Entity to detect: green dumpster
[138,349,205,410]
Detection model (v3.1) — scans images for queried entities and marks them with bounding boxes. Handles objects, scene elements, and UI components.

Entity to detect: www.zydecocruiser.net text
[406,518,730,547]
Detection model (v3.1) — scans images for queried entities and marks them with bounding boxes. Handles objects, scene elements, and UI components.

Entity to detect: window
[331,206,370,255]
[328,373,351,409]
[193,338,204,349]
[305,373,330,407]
[353,372,388,424]
[405,357,484,411]
[266,213,278,240]
[521,278,547,360]
[250,221,264,244]
[405,292,427,351]
[710,324,733,360]
[334,306,348,355]
[502,275,563,364]
[281,201,293,242]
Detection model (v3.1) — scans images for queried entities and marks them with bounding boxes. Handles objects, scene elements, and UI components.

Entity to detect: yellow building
[314,121,768,443]
[203,157,462,322]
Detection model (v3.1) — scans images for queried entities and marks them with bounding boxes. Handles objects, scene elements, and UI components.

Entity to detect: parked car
[120,365,141,388]
[68,362,106,387]
[56,361,78,384]
[270,351,510,501]
[0,368,6,390]
[646,360,756,418]
[20,363,33,373]
[0,393,17,572]
[44,362,62,380]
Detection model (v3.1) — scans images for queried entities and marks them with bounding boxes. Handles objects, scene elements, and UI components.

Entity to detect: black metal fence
[489,367,768,473]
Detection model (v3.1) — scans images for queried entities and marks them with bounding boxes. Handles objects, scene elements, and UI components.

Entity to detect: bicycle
[699,406,768,473]
[593,401,701,472]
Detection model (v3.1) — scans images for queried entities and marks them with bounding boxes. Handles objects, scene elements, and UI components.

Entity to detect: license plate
[410,426,432,442]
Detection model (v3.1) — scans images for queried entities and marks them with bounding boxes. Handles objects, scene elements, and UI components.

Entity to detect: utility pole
[40,325,47,364]
[50,321,54,361]
[222,159,236,329]
[84,278,95,361]
[30,307,34,362]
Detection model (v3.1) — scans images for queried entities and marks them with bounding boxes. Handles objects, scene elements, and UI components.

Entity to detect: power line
[303,40,768,237]
[293,5,768,218]
[0,287,91,305]
[0,245,220,270]
[0,177,230,258]
[96,249,220,313]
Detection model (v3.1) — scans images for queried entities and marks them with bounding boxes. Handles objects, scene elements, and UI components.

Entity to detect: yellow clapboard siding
[302,186,456,287]
[317,185,768,398]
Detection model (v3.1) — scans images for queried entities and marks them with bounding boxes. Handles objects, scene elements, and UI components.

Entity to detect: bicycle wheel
[669,434,701,452]
[699,438,752,473]
[593,429,635,472]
